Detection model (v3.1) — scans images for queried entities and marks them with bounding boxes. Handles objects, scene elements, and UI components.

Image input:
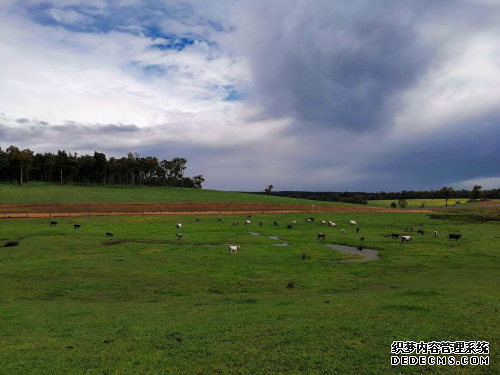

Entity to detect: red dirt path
[0,202,432,219]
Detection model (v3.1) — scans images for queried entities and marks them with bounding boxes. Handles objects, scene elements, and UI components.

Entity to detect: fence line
[0,208,434,220]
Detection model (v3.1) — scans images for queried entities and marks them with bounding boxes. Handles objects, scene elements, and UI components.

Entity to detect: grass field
[368,199,473,208]
[0,183,344,206]
[1,212,499,374]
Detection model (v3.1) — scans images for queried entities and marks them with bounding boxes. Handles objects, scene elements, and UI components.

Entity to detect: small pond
[325,244,379,261]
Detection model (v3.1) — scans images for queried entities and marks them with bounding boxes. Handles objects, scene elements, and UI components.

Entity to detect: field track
[0,202,433,219]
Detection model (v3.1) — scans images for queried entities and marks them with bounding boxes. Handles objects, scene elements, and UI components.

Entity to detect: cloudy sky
[1,0,499,191]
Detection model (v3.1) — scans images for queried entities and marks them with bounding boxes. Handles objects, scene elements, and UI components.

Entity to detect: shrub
[390,202,397,208]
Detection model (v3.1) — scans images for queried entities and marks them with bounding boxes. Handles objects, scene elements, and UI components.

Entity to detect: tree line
[257,185,499,205]
[0,145,205,189]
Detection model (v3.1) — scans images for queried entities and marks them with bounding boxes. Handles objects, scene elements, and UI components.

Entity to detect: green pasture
[368,199,473,208]
[0,183,343,206]
[1,212,499,374]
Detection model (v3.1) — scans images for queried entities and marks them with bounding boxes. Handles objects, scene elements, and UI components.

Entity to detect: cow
[328,221,336,227]
[106,232,114,237]
[360,237,365,241]
[417,229,424,235]
[229,245,240,254]
[50,221,57,226]
[448,234,461,241]
[176,223,183,229]
[259,222,263,227]
[305,218,315,222]
[320,220,327,225]
[247,215,252,218]
[176,233,183,239]
[411,226,414,232]
[245,220,251,225]
[195,218,200,222]
[233,221,239,226]
[217,218,222,222]
[341,229,346,234]
[349,220,358,226]
[287,225,293,229]
[274,221,279,226]
[356,228,360,233]
[401,236,413,243]
[405,228,408,232]
[74,224,81,229]
[392,234,400,239]
[433,231,438,238]
[292,220,297,225]
[317,233,326,240]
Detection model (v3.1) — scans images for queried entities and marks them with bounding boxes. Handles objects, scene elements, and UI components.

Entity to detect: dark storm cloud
[360,118,500,191]
[237,0,498,133]
[238,1,435,131]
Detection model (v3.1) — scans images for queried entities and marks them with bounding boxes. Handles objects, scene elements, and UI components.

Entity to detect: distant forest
[252,186,500,203]
[0,145,204,189]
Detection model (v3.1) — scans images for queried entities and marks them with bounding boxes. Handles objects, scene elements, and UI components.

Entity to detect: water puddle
[273,242,290,247]
[268,236,280,240]
[325,244,379,261]
[250,232,260,236]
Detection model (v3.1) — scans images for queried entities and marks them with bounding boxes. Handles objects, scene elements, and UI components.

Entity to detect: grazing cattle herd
[48,216,463,255]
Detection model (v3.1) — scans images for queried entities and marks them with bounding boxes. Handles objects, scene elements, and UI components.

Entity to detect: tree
[440,187,455,206]
[398,199,408,209]
[264,184,274,195]
[55,150,69,186]
[192,175,205,189]
[390,202,397,208]
[472,185,482,201]
[172,157,187,189]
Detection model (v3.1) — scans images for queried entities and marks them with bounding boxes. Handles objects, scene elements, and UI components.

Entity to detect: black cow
[317,233,326,240]
[106,232,114,237]
[74,224,81,229]
[356,228,360,233]
[287,225,293,229]
[391,234,400,239]
[417,229,424,235]
[448,234,462,241]
[217,218,222,222]
[195,218,200,222]
[360,237,365,241]
[274,221,279,226]
[259,222,262,227]
[50,221,57,226]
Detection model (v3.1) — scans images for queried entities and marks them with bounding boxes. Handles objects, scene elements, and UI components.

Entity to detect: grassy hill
[0,182,344,206]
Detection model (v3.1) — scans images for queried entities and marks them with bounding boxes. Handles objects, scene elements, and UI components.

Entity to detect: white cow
[401,236,413,243]
[328,221,337,227]
[229,245,240,254]
[341,229,346,234]
[349,220,358,226]
[176,223,183,229]
[433,231,438,238]
[245,220,251,225]
[320,220,327,225]
[292,220,297,225]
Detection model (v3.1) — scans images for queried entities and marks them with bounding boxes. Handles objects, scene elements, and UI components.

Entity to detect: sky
[0,0,499,192]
